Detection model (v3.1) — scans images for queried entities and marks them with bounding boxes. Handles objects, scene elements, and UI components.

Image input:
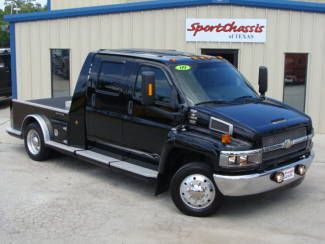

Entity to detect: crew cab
[0,48,11,102]
[7,49,314,217]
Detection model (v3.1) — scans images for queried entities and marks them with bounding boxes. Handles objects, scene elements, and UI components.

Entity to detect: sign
[175,65,192,71]
[186,19,267,43]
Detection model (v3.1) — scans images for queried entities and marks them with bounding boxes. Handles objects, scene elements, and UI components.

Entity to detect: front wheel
[170,162,223,217]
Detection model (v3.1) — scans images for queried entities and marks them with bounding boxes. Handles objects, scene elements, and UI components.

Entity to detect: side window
[135,66,172,104]
[97,61,126,91]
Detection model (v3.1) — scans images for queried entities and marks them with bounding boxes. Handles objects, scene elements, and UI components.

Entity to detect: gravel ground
[0,105,325,244]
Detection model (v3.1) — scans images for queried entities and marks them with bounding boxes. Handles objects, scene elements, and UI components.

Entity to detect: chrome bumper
[213,152,314,197]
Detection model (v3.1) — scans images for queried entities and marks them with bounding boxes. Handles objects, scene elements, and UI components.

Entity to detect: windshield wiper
[195,100,228,106]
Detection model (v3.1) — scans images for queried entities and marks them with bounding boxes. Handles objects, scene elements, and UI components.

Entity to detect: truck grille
[262,127,307,163]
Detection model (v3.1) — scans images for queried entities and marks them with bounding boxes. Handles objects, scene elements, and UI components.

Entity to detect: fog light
[272,172,285,183]
[296,165,306,176]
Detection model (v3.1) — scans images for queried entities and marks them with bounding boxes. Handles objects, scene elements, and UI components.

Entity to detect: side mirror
[141,71,156,106]
[258,66,268,97]
[170,88,179,110]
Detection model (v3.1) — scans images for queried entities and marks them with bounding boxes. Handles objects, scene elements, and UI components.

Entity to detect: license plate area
[282,167,295,181]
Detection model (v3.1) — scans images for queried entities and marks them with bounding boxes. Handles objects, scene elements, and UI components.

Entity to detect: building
[4,0,325,132]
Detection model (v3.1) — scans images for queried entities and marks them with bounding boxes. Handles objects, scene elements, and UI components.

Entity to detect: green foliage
[4,0,46,14]
[0,30,10,47]
[0,0,47,47]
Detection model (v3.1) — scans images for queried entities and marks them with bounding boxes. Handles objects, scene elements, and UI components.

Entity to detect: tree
[0,0,47,47]
[4,0,45,14]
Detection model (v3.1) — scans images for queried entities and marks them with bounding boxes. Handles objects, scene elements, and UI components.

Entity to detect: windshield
[171,62,258,105]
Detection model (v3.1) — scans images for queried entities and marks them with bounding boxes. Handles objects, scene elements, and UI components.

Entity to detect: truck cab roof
[97,49,225,64]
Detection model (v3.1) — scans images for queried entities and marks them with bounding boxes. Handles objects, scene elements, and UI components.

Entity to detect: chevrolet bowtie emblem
[283,139,294,149]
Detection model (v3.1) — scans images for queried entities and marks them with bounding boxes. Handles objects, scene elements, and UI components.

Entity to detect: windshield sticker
[175,65,191,71]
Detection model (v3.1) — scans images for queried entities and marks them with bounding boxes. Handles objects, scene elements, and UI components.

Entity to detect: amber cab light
[221,134,232,144]
[147,83,154,97]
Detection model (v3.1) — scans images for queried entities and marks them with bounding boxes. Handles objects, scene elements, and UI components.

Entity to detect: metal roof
[5,0,325,23]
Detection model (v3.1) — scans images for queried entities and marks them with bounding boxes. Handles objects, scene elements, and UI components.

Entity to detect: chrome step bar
[46,140,82,153]
[46,140,158,179]
[110,161,158,178]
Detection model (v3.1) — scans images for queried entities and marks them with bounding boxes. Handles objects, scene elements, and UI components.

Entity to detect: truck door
[85,55,130,146]
[123,64,179,154]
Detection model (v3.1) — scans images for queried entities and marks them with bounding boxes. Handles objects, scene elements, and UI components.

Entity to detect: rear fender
[22,114,52,143]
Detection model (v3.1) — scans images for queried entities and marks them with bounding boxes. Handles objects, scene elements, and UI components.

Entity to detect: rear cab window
[97,61,127,92]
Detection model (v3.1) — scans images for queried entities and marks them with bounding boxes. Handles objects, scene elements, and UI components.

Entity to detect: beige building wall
[14,5,325,132]
[51,0,150,10]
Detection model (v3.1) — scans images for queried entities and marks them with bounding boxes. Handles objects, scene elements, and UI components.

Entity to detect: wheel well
[156,148,215,194]
[165,148,213,173]
[22,117,38,134]
[21,115,51,143]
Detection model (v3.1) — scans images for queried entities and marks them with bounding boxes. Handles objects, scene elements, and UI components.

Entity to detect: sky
[0,0,48,10]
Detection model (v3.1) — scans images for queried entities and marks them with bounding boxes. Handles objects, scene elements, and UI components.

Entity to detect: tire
[171,162,223,217]
[24,123,50,161]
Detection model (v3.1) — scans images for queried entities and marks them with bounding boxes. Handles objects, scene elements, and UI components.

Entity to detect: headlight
[219,149,262,168]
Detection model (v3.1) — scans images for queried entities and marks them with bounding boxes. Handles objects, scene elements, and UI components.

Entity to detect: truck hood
[195,98,312,136]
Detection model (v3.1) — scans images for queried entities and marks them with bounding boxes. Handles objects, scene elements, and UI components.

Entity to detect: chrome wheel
[180,174,216,209]
[27,129,41,155]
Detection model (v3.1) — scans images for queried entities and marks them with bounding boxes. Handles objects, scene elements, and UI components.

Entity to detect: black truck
[0,48,11,102]
[7,49,314,217]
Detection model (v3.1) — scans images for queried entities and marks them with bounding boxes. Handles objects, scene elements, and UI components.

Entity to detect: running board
[46,140,158,179]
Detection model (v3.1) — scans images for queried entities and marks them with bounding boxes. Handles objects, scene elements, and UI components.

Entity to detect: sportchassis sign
[186,19,267,43]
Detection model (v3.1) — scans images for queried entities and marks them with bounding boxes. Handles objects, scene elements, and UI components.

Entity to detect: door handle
[128,100,133,115]
[91,93,96,107]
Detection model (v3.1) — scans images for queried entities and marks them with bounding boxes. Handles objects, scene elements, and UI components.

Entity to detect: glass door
[283,53,308,112]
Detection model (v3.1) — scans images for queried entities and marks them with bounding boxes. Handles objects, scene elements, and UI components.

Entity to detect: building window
[283,53,308,112]
[51,49,70,97]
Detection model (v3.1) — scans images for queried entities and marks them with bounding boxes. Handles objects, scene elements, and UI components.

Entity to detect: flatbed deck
[25,96,71,113]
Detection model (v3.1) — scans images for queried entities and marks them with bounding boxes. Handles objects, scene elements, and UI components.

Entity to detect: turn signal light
[221,134,232,144]
[147,83,154,96]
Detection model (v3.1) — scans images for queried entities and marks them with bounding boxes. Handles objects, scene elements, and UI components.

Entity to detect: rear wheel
[171,162,223,217]
[24,123,50,161]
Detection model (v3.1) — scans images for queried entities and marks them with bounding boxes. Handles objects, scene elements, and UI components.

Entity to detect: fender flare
[21,114,52,143]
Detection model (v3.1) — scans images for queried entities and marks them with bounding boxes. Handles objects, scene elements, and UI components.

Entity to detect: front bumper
[213,152,314,196]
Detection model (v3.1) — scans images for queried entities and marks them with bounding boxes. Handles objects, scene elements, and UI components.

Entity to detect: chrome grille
[263,127,306,147]
[263,142,307,162]
[262,127,307,163]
